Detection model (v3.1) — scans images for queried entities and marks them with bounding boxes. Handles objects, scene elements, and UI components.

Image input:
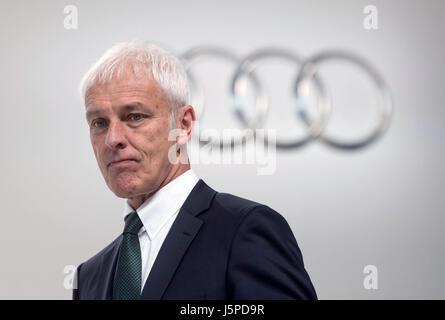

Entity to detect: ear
[176,105,196,145]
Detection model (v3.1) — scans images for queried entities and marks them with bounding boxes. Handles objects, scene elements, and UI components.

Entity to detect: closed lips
[108,159,137,166]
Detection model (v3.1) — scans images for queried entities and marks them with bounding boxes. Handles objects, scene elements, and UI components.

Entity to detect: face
[85,71,176,199]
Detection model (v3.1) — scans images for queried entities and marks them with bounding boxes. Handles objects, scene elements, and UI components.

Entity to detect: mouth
[108,159,139,168]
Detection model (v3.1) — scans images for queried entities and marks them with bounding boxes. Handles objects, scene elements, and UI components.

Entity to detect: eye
[92,119,106,128]
[129,113,144,121]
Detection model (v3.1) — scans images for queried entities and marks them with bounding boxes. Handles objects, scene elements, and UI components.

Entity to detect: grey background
[0,0,444,299]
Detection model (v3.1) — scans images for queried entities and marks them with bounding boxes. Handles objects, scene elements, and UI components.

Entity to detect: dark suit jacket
[73,179,317,299]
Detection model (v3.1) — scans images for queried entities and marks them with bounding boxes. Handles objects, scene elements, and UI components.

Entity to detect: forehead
[85,75,164,107]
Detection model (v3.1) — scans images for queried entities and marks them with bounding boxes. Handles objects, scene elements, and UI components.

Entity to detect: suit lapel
[140,179,216,300]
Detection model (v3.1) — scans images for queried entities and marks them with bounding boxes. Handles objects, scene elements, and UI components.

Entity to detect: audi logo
[179,46,393,150]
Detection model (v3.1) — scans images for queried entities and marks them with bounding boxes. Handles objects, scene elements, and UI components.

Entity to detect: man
[73,41,317,300]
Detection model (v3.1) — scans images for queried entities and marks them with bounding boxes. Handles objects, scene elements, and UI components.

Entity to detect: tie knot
[123,211,143,235]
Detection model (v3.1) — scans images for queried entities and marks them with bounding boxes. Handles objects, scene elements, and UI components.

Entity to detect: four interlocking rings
[180,46,393,150]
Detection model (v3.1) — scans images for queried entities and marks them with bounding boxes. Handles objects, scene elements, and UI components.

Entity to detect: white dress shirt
[122,169,199,292]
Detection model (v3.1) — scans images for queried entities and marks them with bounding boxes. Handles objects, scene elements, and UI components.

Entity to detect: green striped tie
[113,211,143,300]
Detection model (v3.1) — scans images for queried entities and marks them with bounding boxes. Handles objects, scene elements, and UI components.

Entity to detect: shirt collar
[123,169,199,240]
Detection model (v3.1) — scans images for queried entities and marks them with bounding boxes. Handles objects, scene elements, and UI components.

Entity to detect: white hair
[79,40,189,128]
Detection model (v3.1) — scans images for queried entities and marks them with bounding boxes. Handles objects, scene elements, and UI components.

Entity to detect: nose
[105,121,127,150]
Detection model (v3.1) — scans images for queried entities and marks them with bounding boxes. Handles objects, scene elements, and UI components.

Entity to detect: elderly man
[73,41,317,300]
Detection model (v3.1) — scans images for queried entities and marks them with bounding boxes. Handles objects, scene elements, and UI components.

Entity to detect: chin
[112,188,135,199]
[108,175,140,198]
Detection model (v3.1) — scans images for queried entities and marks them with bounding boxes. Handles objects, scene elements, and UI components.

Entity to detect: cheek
[138,133,173,170]
[142,123,171,151]
[91,143,100,163]
[91,139,108,175]
[93,143,104,164]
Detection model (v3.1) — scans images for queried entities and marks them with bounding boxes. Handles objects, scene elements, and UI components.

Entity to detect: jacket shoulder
[76,234,122,285]
[198,178,292,230]
[81,235,121,268]
[211,191,269,221]
[213,191,294,232]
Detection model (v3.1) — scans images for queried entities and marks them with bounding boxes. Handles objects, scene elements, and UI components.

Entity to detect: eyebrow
[85,103,146,121]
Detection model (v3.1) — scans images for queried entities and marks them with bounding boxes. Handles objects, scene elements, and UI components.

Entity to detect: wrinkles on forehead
[85,82,149,104]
